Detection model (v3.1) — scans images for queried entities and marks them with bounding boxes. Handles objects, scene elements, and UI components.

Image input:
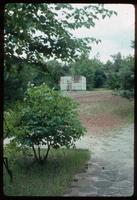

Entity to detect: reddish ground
[68,91,126,136]
[72,92,124,104]
[80,114,123,135]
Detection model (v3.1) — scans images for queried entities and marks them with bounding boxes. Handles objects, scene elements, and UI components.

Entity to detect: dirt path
[63,91,134,196]
[64,124,134,196]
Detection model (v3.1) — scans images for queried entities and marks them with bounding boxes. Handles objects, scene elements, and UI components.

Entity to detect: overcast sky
[71,4,135,63]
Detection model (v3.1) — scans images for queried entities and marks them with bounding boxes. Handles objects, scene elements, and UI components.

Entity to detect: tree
[4,64,37,106]
[32,60,66,90]
[4,84,86,164]
[4,3,117,104]
[118,55,134,98]
[111,52,123,72]
[104,53,134,98]
[69,54,105,89]
[5,3,117,67]
[93,68,106,88]
[105,52,123,89]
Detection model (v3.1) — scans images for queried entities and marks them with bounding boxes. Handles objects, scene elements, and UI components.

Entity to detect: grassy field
[78,95,134,123]
[4,148,90,196]
[67,89,134,135]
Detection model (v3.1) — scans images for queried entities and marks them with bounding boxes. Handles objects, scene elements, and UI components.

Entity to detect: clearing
[64,89,134,196]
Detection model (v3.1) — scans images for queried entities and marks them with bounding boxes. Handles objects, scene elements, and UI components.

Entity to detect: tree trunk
[38,146,42,161]
[3,157,13,182]
[44,144,50,161]
[32,144,39,162]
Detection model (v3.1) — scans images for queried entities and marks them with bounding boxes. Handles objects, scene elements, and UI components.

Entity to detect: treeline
[104,52,134,98]
[4,52,134,107]
[70,52,134,96]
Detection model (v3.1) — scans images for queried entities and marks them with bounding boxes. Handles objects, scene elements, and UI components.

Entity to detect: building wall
[60,76,72,91]
[60,76,86,91]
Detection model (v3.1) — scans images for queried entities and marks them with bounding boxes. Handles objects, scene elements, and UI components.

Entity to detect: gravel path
[64,124,134,197]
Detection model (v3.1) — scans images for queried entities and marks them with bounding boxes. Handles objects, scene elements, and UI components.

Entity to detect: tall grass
[78,94,134,124]
[3,148,90,196]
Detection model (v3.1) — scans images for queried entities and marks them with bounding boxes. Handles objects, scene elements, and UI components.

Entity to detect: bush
[117,89,134,99]
[104,54,134,98]
[4,83,86,164]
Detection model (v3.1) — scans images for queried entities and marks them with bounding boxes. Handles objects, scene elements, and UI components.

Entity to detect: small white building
[60,76,86,91]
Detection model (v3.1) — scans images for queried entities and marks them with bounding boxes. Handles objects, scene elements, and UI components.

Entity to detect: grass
[3,148,90,196]
[77,91,134,124]
[93,88,112,92]
[110,101,134,123]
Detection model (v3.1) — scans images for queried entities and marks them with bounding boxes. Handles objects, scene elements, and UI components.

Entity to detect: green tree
[31,60,70,90]
[70,54,105,89]
[4,84,86,164]
[5,3,117,67]
[4,3,117,103]
[93,68,106,88]
[4,64,38,108]
[118,55,134,98]
[105,52,123,89]
[104,53,134,98]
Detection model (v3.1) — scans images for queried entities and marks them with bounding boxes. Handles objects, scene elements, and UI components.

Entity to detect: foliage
[4,101,25,138]
[4,84,86,164]
[104,52,122,89]
[4,148,90,196]
[4,141,32,168]
[116,90,134,100]
[4,3,117,104]
[5,3,116,66]
[32,60,67,90]
[104,53,134,98]
[4,64,38,107]
[69,54,106,89]
[4,59,69,104]
[93,68,106,88]
[118,56,134,91]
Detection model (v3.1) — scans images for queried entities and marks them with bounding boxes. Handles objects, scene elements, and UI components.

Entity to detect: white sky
[71,4,135,63]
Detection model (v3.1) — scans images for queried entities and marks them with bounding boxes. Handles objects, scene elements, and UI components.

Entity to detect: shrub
[117,89,134,99]
[4,83,86,164]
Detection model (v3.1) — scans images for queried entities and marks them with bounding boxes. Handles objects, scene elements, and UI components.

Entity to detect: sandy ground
[63,91,134,196]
